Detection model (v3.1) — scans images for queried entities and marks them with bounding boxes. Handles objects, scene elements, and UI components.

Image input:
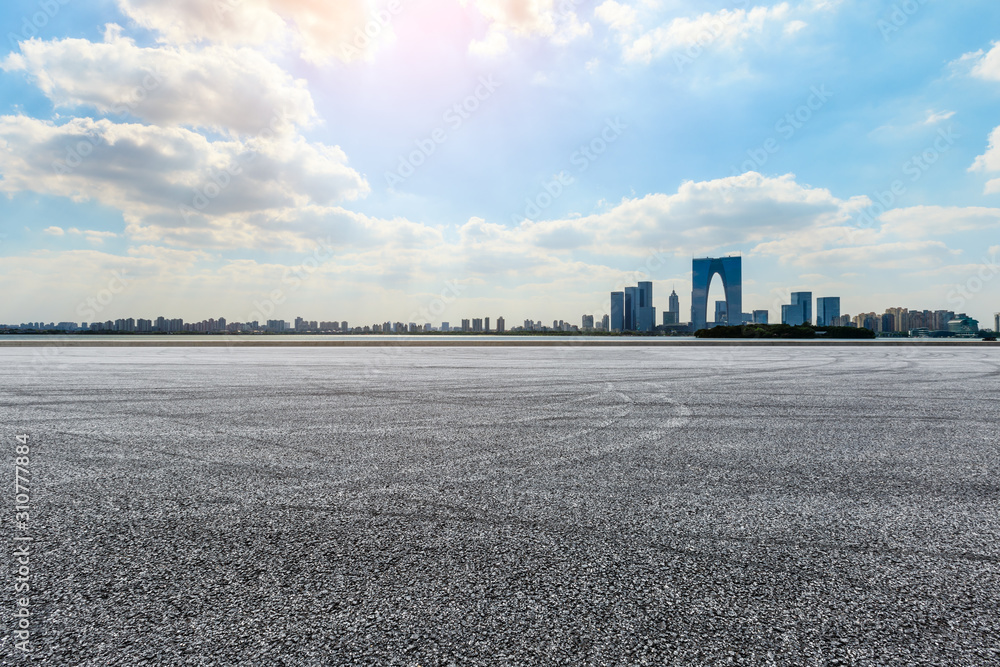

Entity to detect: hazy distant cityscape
[4,257,996,337]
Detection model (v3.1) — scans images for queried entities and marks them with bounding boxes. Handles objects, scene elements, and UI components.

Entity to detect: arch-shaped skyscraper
[690,256,742,332]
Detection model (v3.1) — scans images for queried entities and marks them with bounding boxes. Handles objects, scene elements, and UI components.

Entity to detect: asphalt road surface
[2,346,999,666]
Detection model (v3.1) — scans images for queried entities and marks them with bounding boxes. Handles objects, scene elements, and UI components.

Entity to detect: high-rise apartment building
[816,297,840,327]
[582,315,595,329]
[601,314,609,330]
[496,317,505,333]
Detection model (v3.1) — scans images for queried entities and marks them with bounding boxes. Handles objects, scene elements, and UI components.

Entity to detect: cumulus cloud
[970,123,1000,194]
[464,0,591,56]
[595,1,637,32]
[968,41,1000,81]
[962,44,1000,193]
[450,172,860,267]
[597,2,811,65]
[0,115,369,249]
[117,0,379,64]
[4,30,316,136]
[44,226,65,236]
[453,172,968,280]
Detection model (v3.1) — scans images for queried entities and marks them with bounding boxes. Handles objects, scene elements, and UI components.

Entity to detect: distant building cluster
[4,257,996,337]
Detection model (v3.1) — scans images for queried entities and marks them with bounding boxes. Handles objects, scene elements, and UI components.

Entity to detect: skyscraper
[496,317,505,333]
[792,292,812,324]
[610,292,624,332]
[714,300,728,326]
[624,287,637,331]
[636,281,655,332]
[816,297,841,327]
[691,256,741,332]
[753,310,769,324]
[668,289,680,318]
[995,312,999,333]
[782,292,812,325]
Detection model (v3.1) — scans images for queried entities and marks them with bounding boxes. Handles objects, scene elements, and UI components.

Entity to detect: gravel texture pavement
[2,345,999,666]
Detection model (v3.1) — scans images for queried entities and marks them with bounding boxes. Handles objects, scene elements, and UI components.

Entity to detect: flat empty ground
[2,345,999,666]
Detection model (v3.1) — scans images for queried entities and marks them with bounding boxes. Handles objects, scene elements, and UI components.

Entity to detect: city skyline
[1,2,1000,325]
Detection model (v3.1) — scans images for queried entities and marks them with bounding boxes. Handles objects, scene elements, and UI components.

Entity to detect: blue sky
[2,0,1000,327]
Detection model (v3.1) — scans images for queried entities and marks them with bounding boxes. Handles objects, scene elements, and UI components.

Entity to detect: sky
[2,0,1000,328]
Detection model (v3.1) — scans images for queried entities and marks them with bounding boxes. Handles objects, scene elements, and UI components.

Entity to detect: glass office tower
[791,292,812,324]
[816,297,841,327]
[610,292,624,332]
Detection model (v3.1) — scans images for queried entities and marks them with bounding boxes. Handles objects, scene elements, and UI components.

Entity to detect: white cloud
[4,31,316,136]
[0,115,369,250]
[970,125,1000,193]
[781,241,957,270]
[460,172,858,261]
[783,20,808,35]
[464,0,591,56]
[876,206,1000,239]
[923,110,955,125]
[469,28,510,57]
[968,41,1000,81]
[5,169,994,322]
[117,0,379,64]
[43,226,65,236]
[963,44,1000,193]
[600,3,798,65]
[595,1,638,32]
[68,228,119,245]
